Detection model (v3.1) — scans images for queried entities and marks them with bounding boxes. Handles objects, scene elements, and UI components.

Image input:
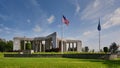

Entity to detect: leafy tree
[109,42,118,53]
[0,41,6,52]
[103,47,108,53]
[0,40,13,52]
[85,46,89,52]
[26,42,31,50]
[5,40,13,51]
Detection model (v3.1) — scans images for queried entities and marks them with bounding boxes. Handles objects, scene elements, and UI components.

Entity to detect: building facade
[13,32,82,52]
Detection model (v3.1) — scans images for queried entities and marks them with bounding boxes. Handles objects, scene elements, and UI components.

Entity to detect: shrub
[103,47,108,53]
[26,42,31,50]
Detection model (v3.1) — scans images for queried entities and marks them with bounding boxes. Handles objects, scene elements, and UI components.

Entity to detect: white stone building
[13,32,82,52]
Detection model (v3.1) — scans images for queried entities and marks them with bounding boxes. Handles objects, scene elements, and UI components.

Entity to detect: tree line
[0,40,13,52]
[103,42,119,54]
[82,42,119,53]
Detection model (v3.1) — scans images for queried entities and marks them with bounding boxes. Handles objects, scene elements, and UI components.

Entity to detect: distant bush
[103,47,108,53]
[109,42,119,53]
[85,46,89,52]
[26,42,31,50]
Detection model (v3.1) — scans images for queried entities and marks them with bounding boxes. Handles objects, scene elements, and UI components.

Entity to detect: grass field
[0,53,120,68]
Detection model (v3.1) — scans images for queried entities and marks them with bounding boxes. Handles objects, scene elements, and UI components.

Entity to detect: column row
[62,42,77,52]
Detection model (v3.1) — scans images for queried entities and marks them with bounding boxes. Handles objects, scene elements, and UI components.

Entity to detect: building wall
[77,41,82,52]
[13,32,82,52]
[13,38,21,50]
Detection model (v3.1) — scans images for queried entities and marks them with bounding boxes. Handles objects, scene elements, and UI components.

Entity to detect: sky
[0,0,120,51]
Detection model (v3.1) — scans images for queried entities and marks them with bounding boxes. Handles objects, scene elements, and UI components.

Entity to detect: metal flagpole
[61,20,64,54]
[61,15,69,54]
[99,31,100,52]
[98,18,101,52]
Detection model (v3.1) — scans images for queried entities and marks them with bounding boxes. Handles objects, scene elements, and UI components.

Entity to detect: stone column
[39,41,42,52]
[32,41,35,51]
[43,43,45,52]
[45,39,50,50]
[24,40,26,50]
[34,40,36,52]
[63,42,66,52]
[72,43,74,51]
[37,41,39,52]
[37,40,39,52]
[35,40,38,52]
[31,41,34,50]
[76,42,78,52]
[66,43,68,51]
[77,41,82,52]
[68,42,70,51]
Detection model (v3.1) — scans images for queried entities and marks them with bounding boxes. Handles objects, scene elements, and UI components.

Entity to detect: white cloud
[103,8,120,29]
[101,30,120,48]
[0,24,12,34]
[93,0,100,8]
[6,31,10,34]
[81,0,115,20]
[33,25,42,32]
[30,0,40,6]
[27,19,31,23]
[0,29,3,32]
[4,27,10,30]
[75,1,80,14]
[83,31,92,36]
[0,14,9,21]
[69,0,80,15]
[47,15,55,24]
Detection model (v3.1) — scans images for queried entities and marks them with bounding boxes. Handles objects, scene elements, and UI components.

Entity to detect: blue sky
[0,0,120,51]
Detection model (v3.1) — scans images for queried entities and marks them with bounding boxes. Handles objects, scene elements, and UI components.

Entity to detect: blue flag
[97,19,101,31]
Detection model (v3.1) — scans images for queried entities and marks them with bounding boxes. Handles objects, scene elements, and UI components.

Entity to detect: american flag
[62,15,69,26]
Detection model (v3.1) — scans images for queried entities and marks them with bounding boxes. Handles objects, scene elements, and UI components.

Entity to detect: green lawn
[0,53,120,68]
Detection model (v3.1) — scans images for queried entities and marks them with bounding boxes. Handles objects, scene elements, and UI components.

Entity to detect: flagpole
[98,18,101,52]
[61,18,64,54]
[99,30,100,52]
[61,15,69,54]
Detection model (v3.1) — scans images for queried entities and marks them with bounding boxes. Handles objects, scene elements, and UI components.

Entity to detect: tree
[26,42,31,50]
[85,46,89,52]
[103,47,108,53]
[5,40,13,52]
[0,41,6,52]
[0,40,13,52]
[109,42,119,53]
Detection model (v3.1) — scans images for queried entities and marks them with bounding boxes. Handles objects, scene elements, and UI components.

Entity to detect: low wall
[63,54,110,59]
[4,54,113,59]
[4,54,62,58]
